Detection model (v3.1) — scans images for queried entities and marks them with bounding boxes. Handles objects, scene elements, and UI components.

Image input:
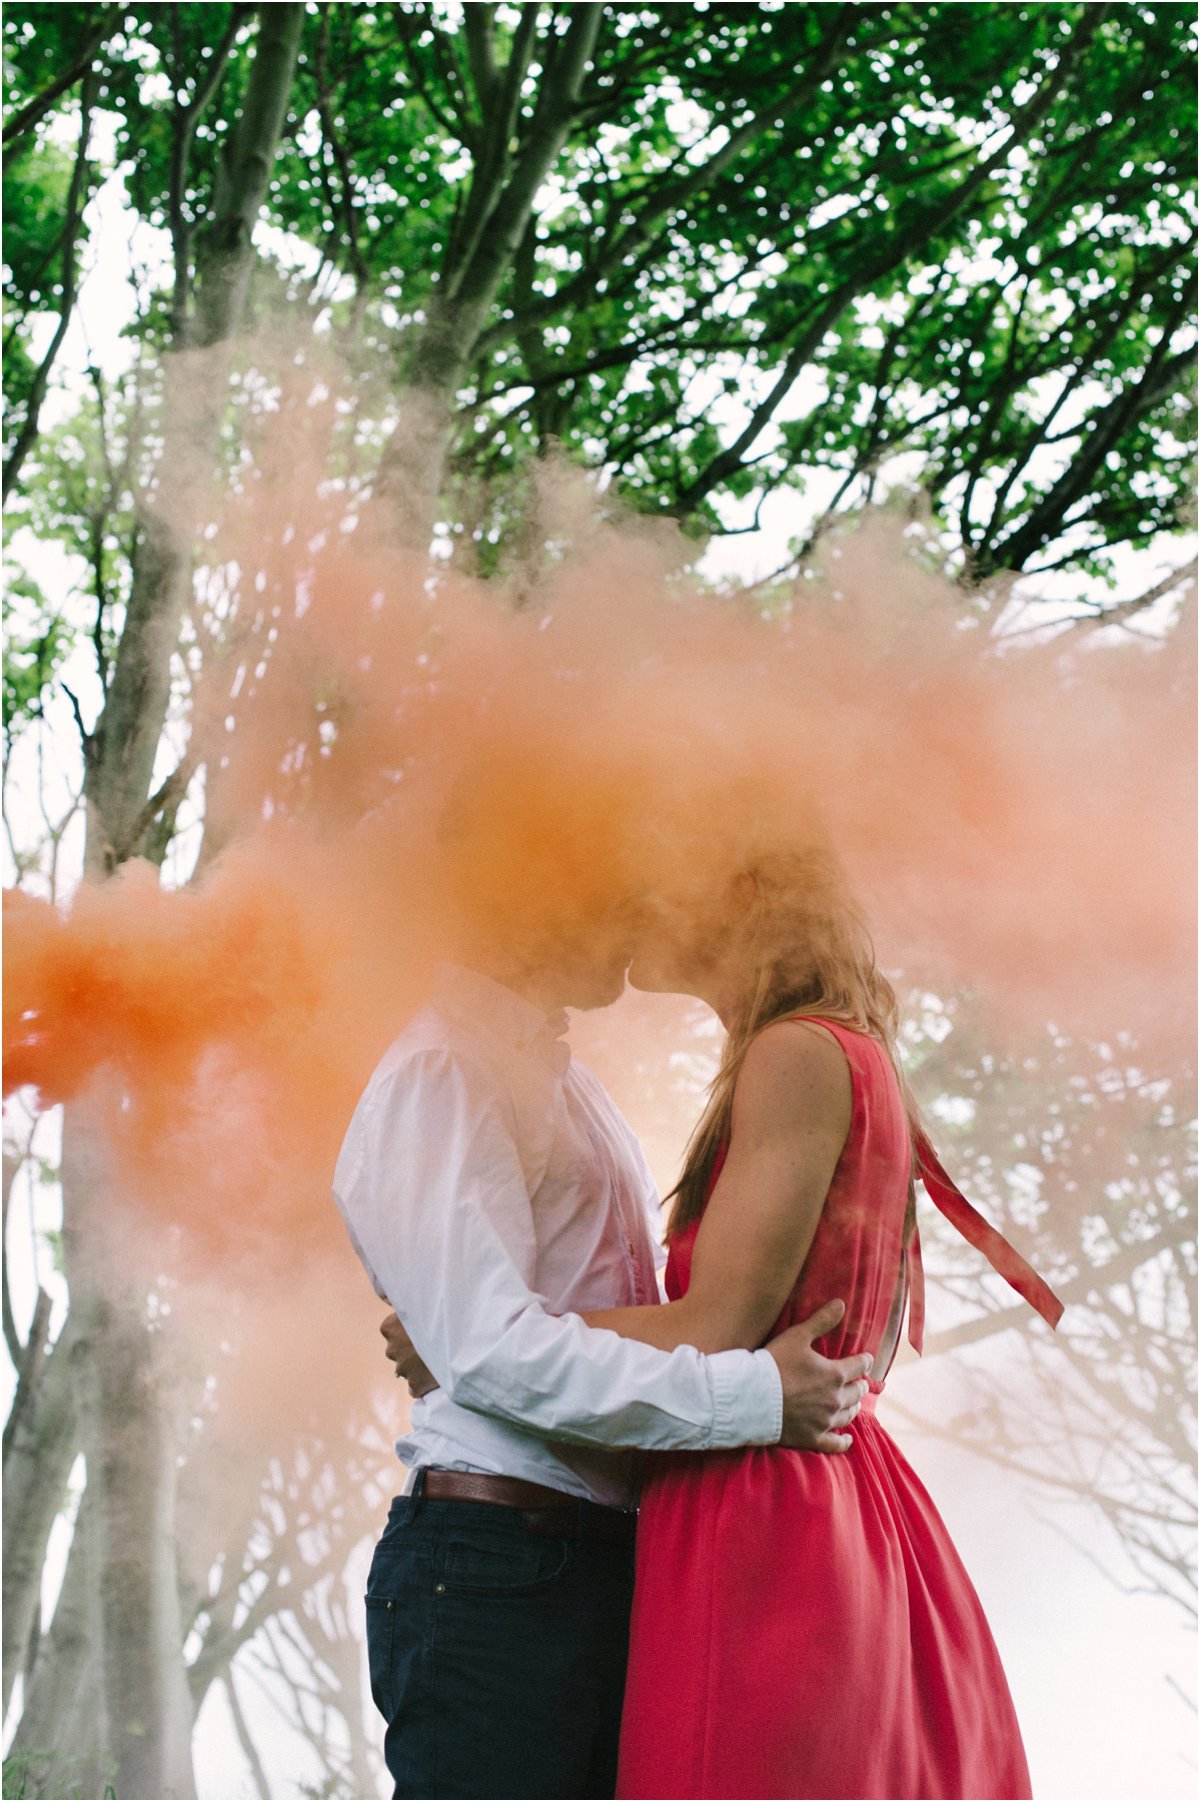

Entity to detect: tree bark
[374,6,603,547]
[86,1304,197,1799]
[15,8,308,1796]
[87,1,305,871]
[1,1304,82,1717]
[10,1487,107,1798]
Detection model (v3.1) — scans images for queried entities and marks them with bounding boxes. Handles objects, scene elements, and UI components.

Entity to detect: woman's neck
[685,970,747,1033]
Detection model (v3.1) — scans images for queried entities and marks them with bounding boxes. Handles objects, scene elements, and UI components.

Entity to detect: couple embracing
[333,837,1060,1801]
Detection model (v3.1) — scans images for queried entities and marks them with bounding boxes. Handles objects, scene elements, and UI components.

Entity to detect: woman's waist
[644,1393,886,1487]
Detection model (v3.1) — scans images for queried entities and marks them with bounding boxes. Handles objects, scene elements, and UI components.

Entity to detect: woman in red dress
[582,849,1061,1801]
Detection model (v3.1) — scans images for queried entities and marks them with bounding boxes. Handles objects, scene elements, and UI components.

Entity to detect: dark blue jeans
[365,1478,636,1799]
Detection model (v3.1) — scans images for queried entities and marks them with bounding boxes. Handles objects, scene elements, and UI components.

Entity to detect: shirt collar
[431,963,572,1077]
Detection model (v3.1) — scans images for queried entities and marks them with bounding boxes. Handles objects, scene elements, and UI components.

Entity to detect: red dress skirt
[617,1020,1034,1801]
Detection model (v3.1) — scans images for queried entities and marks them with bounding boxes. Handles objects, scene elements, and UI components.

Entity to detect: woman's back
[617,1017,1032,1802]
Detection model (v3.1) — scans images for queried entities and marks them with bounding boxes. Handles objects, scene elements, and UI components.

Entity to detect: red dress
[618,1019,1043,1802]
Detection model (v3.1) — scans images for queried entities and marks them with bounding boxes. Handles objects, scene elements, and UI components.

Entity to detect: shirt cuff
[705,1347,783,1448]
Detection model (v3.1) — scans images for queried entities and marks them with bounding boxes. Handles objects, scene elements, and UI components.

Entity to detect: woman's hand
[380,1311,439,1398]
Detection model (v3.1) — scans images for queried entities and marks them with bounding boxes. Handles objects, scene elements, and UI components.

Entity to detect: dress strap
[906,1130,1064,1355]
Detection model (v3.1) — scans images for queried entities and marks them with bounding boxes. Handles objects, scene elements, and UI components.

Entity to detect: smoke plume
[4,351,1194,1293]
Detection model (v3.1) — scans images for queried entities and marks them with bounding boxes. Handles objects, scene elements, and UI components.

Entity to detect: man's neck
[466,959,569,1018]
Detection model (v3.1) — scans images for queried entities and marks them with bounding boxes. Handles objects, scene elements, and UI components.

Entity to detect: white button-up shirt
[333,963,783,1507]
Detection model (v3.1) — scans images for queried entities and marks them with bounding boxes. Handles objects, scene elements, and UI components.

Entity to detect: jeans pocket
[440,1531,573,1596]
[364,1596,398,1720]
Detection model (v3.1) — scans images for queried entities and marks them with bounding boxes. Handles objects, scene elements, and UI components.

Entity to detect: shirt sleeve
[333,1049,783,1451]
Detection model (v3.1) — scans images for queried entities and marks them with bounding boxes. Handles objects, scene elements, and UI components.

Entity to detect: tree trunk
[10,8,309,1795]
[1,1305,82,1717]
[89,1308,197,1798]
[374,5,603,548]
[86,1,306,870]
[10,1488,107,1798]
[52,1105,199,1801]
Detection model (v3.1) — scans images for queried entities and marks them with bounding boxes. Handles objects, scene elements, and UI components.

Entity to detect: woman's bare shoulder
[734,1017,852,1131]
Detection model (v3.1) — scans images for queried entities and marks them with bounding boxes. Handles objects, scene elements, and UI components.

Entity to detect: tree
[6,8,306,1795]
[2,5,1194,1794]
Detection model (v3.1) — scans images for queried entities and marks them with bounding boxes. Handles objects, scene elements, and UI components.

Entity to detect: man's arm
[381,1297,870,1454]
[335,1047,783,1452]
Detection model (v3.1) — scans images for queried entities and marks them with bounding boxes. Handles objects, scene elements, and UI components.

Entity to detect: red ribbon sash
[906,1130,1065,1355]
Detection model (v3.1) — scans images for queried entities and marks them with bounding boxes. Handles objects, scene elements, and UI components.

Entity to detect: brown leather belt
[422,1468,638,1546]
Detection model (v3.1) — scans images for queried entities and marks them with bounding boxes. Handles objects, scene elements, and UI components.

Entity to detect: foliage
[3,3,1196,572]
[2,1749,116,1800]
[3,579,74,740]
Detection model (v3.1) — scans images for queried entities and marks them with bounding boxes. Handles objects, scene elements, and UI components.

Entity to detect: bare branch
[1073,560,1197,633]
[125,753,199,860]
[222,1670,270,1800]
[61,685,97,769]
[919,1222,1190,1359]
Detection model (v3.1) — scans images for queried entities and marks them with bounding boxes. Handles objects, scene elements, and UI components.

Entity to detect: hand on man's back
[381,1311,439,1398]
[768,1299,872,1453]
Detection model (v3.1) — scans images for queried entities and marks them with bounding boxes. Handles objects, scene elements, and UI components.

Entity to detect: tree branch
[920,1223,1189,1359]
[167,4,254,342]
[192,3,306,350]
[670,5,1117,515]
[1,6,117,158]
[477,1,859,353]
[223,1670,270,1800]
[445,4,591,311]
[2,1287,54,1462]
[1073,560,1196,632]
[124,753,198,861]
[390,4,476,146]
[313,4,369,291]
[981,327,1194,576]
[462,4,499,113]
[2,69,96,501]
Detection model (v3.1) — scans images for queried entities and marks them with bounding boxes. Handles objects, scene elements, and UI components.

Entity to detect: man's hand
[381,1311,439,1399]
[767,1299,872,1453]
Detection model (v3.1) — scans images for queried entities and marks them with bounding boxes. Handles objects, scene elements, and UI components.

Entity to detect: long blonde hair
[667,847,921,1237]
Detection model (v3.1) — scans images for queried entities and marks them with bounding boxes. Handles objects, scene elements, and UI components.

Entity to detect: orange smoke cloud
[3,363,1194,1272]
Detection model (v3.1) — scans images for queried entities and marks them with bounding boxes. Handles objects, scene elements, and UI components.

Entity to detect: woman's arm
[582,1020,852,1354]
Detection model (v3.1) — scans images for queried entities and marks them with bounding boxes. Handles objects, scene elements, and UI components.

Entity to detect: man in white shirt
[334,951,869,1800]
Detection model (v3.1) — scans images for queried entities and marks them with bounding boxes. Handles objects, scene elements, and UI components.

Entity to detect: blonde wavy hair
[667,847,922,1238]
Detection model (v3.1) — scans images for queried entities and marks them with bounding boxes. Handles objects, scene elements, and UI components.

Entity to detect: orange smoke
[2,365,1194,1270]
